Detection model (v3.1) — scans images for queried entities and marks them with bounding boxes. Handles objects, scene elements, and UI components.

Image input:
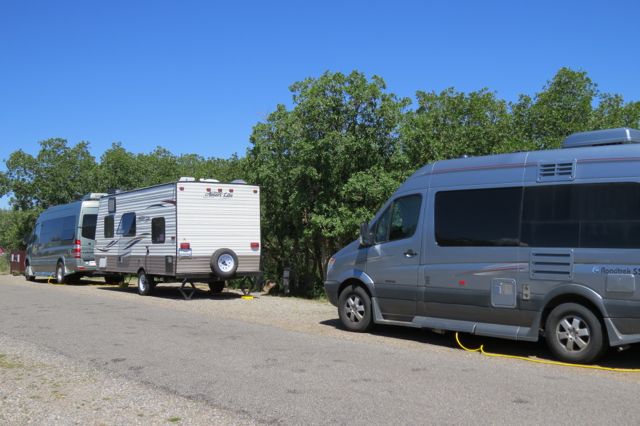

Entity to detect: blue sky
[1,0,639,207]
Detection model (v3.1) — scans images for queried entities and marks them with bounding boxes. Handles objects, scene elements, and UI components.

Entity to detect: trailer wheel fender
[210,249,238,279]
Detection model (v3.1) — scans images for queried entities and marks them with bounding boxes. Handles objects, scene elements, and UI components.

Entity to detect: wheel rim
[57,265,63,282]
[343,294,366,323]
[218,254,235,272]
[26,265,32,277]
[139,274,148,292]
[556,315,591,352]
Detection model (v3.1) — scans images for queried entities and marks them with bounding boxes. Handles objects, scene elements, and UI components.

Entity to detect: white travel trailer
[94,178,261,296]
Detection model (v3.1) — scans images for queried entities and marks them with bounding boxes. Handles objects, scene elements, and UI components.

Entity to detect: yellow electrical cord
[454,332,640,372]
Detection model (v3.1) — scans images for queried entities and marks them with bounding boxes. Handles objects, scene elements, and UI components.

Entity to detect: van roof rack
[562,128,640,149]
[82,193,108,200]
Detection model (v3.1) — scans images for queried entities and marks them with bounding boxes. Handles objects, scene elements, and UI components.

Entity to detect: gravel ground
[0,334,257,425]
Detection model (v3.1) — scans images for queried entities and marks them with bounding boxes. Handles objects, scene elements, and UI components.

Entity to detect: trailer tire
[210,249,238,279]
[104,275,123,284]
[137,270,153,296]
[209,281,225,294]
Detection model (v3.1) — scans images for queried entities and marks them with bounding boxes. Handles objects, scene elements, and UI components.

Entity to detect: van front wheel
[25,262,35,281]
[137,270,153,296]
[338,285,373,332]
[545,303,605,364]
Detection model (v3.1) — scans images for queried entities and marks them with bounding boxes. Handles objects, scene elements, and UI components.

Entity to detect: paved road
[2,274,640,425]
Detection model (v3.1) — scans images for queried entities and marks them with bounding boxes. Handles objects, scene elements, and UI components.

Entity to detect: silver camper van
[94,178,261,296]
[25,193,105,283]
[325,128,640,363]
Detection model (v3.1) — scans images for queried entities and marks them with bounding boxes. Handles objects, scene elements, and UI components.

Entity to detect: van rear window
[82,214,97,239]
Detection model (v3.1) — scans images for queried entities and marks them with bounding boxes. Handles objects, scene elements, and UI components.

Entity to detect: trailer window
[374,194,422,243]
[104,215,114,238]
[152,217,165,244]
[117,213,136,237]
[81,214,97,239]
[436,187,522,247]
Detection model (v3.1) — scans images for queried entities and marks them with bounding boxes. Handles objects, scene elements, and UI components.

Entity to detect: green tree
[247,71,410,295]
[400,88,513,166]
[4,138,96,209]
[0,208,42,251]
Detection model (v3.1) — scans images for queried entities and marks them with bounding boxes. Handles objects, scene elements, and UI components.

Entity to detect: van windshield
[81,214,97,239]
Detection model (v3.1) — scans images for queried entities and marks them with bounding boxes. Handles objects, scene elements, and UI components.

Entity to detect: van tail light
[250,242,260,250]
[73,239,82,258]
[180,242,190,250]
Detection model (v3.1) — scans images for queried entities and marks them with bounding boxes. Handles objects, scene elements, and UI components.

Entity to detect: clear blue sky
[1,0,639,207]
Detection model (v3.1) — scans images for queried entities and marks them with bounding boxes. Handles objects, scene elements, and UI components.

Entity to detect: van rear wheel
[338,285,373,332]
[545,303,605,364]
[137,270,153,296]
[55,262,66,284]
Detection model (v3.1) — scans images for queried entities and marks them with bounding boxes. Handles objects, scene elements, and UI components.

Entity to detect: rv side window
[152,217,165,244]
[104,215,114,238]
[374,194,422,243]
[117,213,136,237]
[81,214,97,239]
[435,187,522,247]
[522,182,640,248]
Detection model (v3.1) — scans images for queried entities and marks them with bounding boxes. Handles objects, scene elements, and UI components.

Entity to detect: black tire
[210,249,238,279]
[66,274,80,284]
[25,262,35,281]
[545,303,606,364]
[55,262,66,284]
[209,281,225,294]
[104,275,123,284]
[338,285,373,332]
[137,270,153,296]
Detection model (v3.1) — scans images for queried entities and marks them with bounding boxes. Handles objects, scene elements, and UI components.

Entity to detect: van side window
[374,194,422,243]
[436,187,522,247]
[152,217,165,244]
[82,214,97,239]
[522,183,640,248]
[117,213,136,237]
[104,215,114,238]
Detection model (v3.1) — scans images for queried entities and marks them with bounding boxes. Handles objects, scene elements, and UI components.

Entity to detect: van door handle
[404,249,418,258]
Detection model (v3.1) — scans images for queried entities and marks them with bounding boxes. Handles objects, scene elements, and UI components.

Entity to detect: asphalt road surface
[2,274,640,425]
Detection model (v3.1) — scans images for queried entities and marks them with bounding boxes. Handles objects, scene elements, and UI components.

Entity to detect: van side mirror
[359,222,373,247]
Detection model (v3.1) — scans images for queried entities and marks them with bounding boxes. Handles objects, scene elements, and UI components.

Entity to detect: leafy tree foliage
[4,138,96,209]
[246,71,410,295]
[2,67,639,294]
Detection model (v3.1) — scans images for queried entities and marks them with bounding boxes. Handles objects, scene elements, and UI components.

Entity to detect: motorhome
[325,128,640,363]
[94,178,261,296]
[25,193,106,283]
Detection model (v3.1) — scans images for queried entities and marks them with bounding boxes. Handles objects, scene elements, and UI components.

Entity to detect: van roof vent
[537,162,575,182]
[199,178,220,183]
[562,127,640,149]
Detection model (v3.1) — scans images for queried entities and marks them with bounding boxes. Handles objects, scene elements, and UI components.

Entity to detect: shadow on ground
[320,318,640,370]
[96,284,244,301]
